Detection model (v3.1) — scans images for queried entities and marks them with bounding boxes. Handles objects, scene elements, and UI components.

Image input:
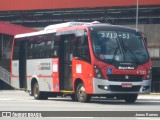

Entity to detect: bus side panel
[52,58,60,92]
[72,58,93,94]
[27,59,54,92]
[11,60,20,89]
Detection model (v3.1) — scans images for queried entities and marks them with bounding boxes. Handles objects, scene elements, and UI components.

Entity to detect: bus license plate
[121,83,132,88]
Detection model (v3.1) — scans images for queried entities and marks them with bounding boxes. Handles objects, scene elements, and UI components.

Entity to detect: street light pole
[136,0,139,31]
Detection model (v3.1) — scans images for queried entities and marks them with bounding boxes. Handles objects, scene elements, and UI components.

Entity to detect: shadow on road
[47,97,160,105]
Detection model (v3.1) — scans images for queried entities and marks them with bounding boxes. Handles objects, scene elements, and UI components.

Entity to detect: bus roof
[44,22,92,31]
[14,21,137,39]
[14,29,56,38]
[14,21,103,38]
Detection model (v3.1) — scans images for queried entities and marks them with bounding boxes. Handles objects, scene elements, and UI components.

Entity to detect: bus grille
[109,85,141,92]
[108,75,143,82]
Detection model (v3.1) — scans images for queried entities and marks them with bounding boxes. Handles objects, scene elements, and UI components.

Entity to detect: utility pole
[136,0,139,31]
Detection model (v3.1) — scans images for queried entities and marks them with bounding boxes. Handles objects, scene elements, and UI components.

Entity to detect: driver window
[75,30,91,62]
[101,38,117,55]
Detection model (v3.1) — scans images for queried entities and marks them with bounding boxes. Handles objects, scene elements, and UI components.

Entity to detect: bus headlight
[94,65,104,79]
[146,67,152,80]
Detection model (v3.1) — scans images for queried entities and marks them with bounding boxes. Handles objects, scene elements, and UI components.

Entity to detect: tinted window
[26,33,59,59]
[13,40,20,60]
[75,30,91,62]
[91,29,149,64]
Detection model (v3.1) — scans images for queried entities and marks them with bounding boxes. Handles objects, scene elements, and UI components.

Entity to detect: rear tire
[33,82,48,100]
[76,83,90,103]
[124,94,138,103]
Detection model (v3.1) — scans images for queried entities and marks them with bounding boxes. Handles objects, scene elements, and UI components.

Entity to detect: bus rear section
[11,22,151,103]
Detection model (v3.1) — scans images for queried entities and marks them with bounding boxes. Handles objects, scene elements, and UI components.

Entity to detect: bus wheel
[33,82,48,100]
[124,94,138,103]
[76,83,90,103]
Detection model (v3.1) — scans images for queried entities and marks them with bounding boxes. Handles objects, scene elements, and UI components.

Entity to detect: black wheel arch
[74,78,83,92]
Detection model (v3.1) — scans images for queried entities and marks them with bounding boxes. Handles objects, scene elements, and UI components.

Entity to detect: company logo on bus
[125,75,129,79]
[118,66,134,70]
[38,62,51,71]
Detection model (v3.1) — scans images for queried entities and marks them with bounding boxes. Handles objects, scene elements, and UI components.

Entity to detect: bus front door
[19,41,27,89]
[59,35,72,91]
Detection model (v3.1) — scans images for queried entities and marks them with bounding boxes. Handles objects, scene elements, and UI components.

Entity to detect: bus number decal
[137,70,146,74]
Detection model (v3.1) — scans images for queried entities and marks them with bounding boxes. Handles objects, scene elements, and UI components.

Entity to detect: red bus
[11,22,151,103]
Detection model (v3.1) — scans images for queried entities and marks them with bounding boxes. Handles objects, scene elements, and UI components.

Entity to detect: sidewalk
[138,93,160,100]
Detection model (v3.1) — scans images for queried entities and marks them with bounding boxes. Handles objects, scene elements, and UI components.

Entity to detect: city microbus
[11,22,152,103]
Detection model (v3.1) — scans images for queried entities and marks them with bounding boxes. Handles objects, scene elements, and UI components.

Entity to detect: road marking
[0,98,12,101]
[136,118,160,120]
[45,117,94,119]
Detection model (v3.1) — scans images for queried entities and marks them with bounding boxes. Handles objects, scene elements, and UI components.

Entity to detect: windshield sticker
[107,68,112,75]
[100,54,120,61]
[100,54,105,59]
[53,64,58,72]
[100,54,113,59]
[76,64,82,73]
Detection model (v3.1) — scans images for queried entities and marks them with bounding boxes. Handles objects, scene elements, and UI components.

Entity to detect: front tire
[33,82,48,100]
[76,83,90,103]
[124,94,138,103]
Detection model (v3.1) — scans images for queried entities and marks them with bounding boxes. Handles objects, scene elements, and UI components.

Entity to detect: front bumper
[93,78,151,94]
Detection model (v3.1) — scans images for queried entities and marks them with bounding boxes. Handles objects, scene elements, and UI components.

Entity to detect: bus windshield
[91,29,149,65]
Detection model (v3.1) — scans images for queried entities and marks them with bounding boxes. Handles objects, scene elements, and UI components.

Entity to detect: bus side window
[53,35,59,58]
[45,40,52,58]
[31,43,36,59]
[70,35,77,57]
[27,41,32,59]
[44,34,52,58]
[48,33,59,58]
[36,41,45,58]
[13,40,20,60]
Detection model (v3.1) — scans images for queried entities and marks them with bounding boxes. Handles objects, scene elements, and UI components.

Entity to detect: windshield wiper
[123,46,141,65]
[111,47,119,64]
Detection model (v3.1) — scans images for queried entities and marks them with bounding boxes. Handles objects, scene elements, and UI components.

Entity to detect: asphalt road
[0,90,160,120]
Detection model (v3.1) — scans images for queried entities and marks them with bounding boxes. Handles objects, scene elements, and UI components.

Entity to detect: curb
[138,94,160,100]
